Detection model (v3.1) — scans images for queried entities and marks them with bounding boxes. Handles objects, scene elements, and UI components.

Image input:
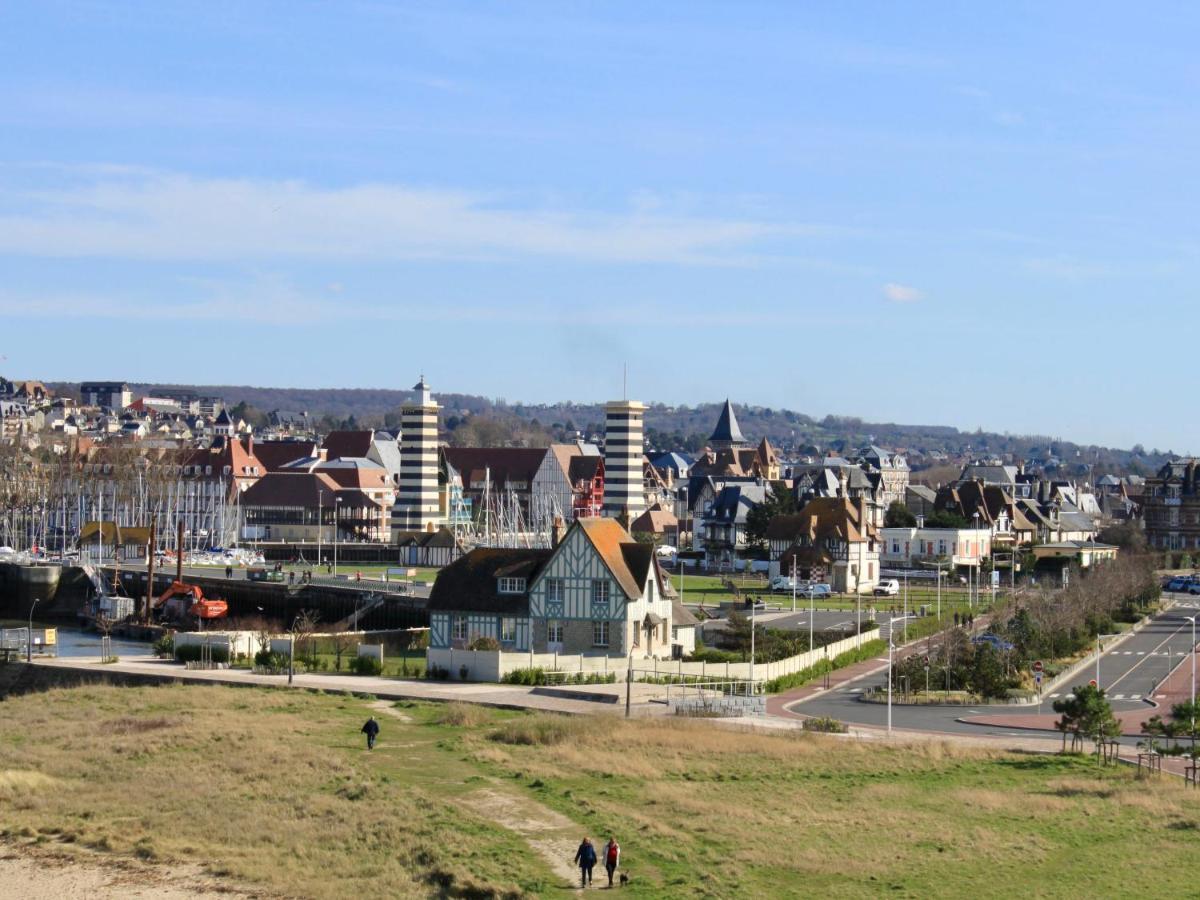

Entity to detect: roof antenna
[623,362,627,401]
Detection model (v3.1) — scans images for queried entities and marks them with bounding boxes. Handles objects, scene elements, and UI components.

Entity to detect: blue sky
[1,2,1197,452]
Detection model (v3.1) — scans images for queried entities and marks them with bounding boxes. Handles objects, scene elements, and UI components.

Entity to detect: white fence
[427,627,881,684]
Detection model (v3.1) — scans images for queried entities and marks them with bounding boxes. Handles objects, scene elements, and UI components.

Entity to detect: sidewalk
[31,654,670,716]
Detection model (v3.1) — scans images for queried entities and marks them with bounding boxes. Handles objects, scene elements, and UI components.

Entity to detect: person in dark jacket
[573,837,596,887]
[361,716,380,750]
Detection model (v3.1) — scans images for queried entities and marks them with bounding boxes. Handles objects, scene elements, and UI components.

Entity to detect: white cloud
[0,169,815,266]
[883,282,922,302]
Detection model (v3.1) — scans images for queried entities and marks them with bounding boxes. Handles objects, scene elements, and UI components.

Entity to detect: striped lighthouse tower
[602,399,647,521]
[392,375,443,536]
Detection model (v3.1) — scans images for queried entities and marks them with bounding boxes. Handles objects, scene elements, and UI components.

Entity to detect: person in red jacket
[602,836,621,887]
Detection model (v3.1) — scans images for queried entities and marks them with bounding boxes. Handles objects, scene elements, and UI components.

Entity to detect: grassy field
[672,572,999,613]
[2,684,1199,898]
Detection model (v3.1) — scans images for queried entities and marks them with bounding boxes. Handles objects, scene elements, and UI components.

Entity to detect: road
[781,599,1200,746]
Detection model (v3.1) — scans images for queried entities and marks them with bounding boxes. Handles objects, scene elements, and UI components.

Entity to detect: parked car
[971,633,1015,651]
[1188,583,1200,596]
[874,579,900,597]
[1167,577,1189,592]
[770,576,798,593]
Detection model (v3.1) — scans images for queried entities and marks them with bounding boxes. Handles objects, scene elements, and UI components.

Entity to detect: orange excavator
[153,580,228,624]
[151,520,229,624]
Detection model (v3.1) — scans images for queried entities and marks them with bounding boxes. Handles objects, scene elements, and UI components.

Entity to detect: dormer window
[497,577,526,594]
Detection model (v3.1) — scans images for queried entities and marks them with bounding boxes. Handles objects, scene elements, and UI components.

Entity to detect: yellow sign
[42,628,57,645]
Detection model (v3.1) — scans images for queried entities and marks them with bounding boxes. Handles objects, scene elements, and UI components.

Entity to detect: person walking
[602,836,620,887]
[361,716,380,750]
[573,837,596,887]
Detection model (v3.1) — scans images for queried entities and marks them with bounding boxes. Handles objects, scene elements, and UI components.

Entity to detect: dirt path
[458,786,583,890]
[367,699,583,888]
[370,699,413,722]
[0,846,259,900]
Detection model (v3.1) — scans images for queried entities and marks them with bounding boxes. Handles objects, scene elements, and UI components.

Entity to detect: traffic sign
[1032,660,1044,673]
[923,655,930,667]
[1089,679,1098,687]
[1034,671,1043,686]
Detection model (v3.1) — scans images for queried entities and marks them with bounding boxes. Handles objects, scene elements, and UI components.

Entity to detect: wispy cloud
[0,168,824,266]
[883,282,922,302]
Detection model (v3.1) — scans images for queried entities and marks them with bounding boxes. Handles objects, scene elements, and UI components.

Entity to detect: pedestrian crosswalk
[1047,691,1142,701]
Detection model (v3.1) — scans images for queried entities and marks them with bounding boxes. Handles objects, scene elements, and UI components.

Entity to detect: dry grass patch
[0,684,561,898]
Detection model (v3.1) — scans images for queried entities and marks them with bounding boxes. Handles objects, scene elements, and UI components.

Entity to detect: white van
[873,579,900,596]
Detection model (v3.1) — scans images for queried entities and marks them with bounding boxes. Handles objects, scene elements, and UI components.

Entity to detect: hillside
[48,381,1166,473]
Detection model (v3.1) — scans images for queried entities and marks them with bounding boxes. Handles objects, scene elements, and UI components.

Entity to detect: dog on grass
[619,872,630,887]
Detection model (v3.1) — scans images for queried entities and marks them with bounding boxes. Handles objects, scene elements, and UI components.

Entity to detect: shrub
[174,644,230,664]
[254,649,288,672]
[349,655,383,676]
[425,664,451,680]
[802,716,848,733]
[152,635,174,659]
[436,703,486,727]
[467,636,500,651]
[502,667,547,686]
[490,715,586,746]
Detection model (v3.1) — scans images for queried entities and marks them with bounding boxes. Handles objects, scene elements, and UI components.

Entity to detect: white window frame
[547,619,563,643]
[591,579,610,605]
[452,615,468,642]
[592,619,610,648]
[546,577,564,603]
[500,617,517,643]
[498,577,526,594]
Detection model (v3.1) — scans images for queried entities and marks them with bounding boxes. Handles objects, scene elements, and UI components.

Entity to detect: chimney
[551,515,567,549]
[916,514,925,529]
[318,447,328,462]
[857,495,868,530]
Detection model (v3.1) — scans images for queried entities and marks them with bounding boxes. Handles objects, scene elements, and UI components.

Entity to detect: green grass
[4,684,1199,898]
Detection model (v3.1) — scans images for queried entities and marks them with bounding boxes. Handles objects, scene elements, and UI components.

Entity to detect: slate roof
[709,399,746,446]
[254,440,319,472]
[443,447,547,489]
[240,472,341,507]
[321,430,374,462]
[427,547,553,614]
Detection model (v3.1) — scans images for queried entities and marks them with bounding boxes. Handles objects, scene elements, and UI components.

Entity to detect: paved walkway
[31,654,670,716]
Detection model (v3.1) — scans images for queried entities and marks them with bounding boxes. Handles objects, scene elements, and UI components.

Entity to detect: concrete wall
[428,627,881,683]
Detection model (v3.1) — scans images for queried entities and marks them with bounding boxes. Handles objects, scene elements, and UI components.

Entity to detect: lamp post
[317,490,323,567]
[809,582,815,653]
[749,599,757,693]
[1095,631,1122,689]
[972,512,981,608]
[791,555,797,614]
[887,637,894,736]
[334,497,343,576]
[27,597,41,662]
[288,615,299,685]
[1186,615,1197,745]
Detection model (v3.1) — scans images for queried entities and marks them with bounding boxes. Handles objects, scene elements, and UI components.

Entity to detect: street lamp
[1095,631,1122,689]
[887,637,894,736]
[1186,615,1197,745]
[317,490,323,567]
[288,615,299,685]
[969,511,979,609]
[334,497,343,576]
[27,597,41,662]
